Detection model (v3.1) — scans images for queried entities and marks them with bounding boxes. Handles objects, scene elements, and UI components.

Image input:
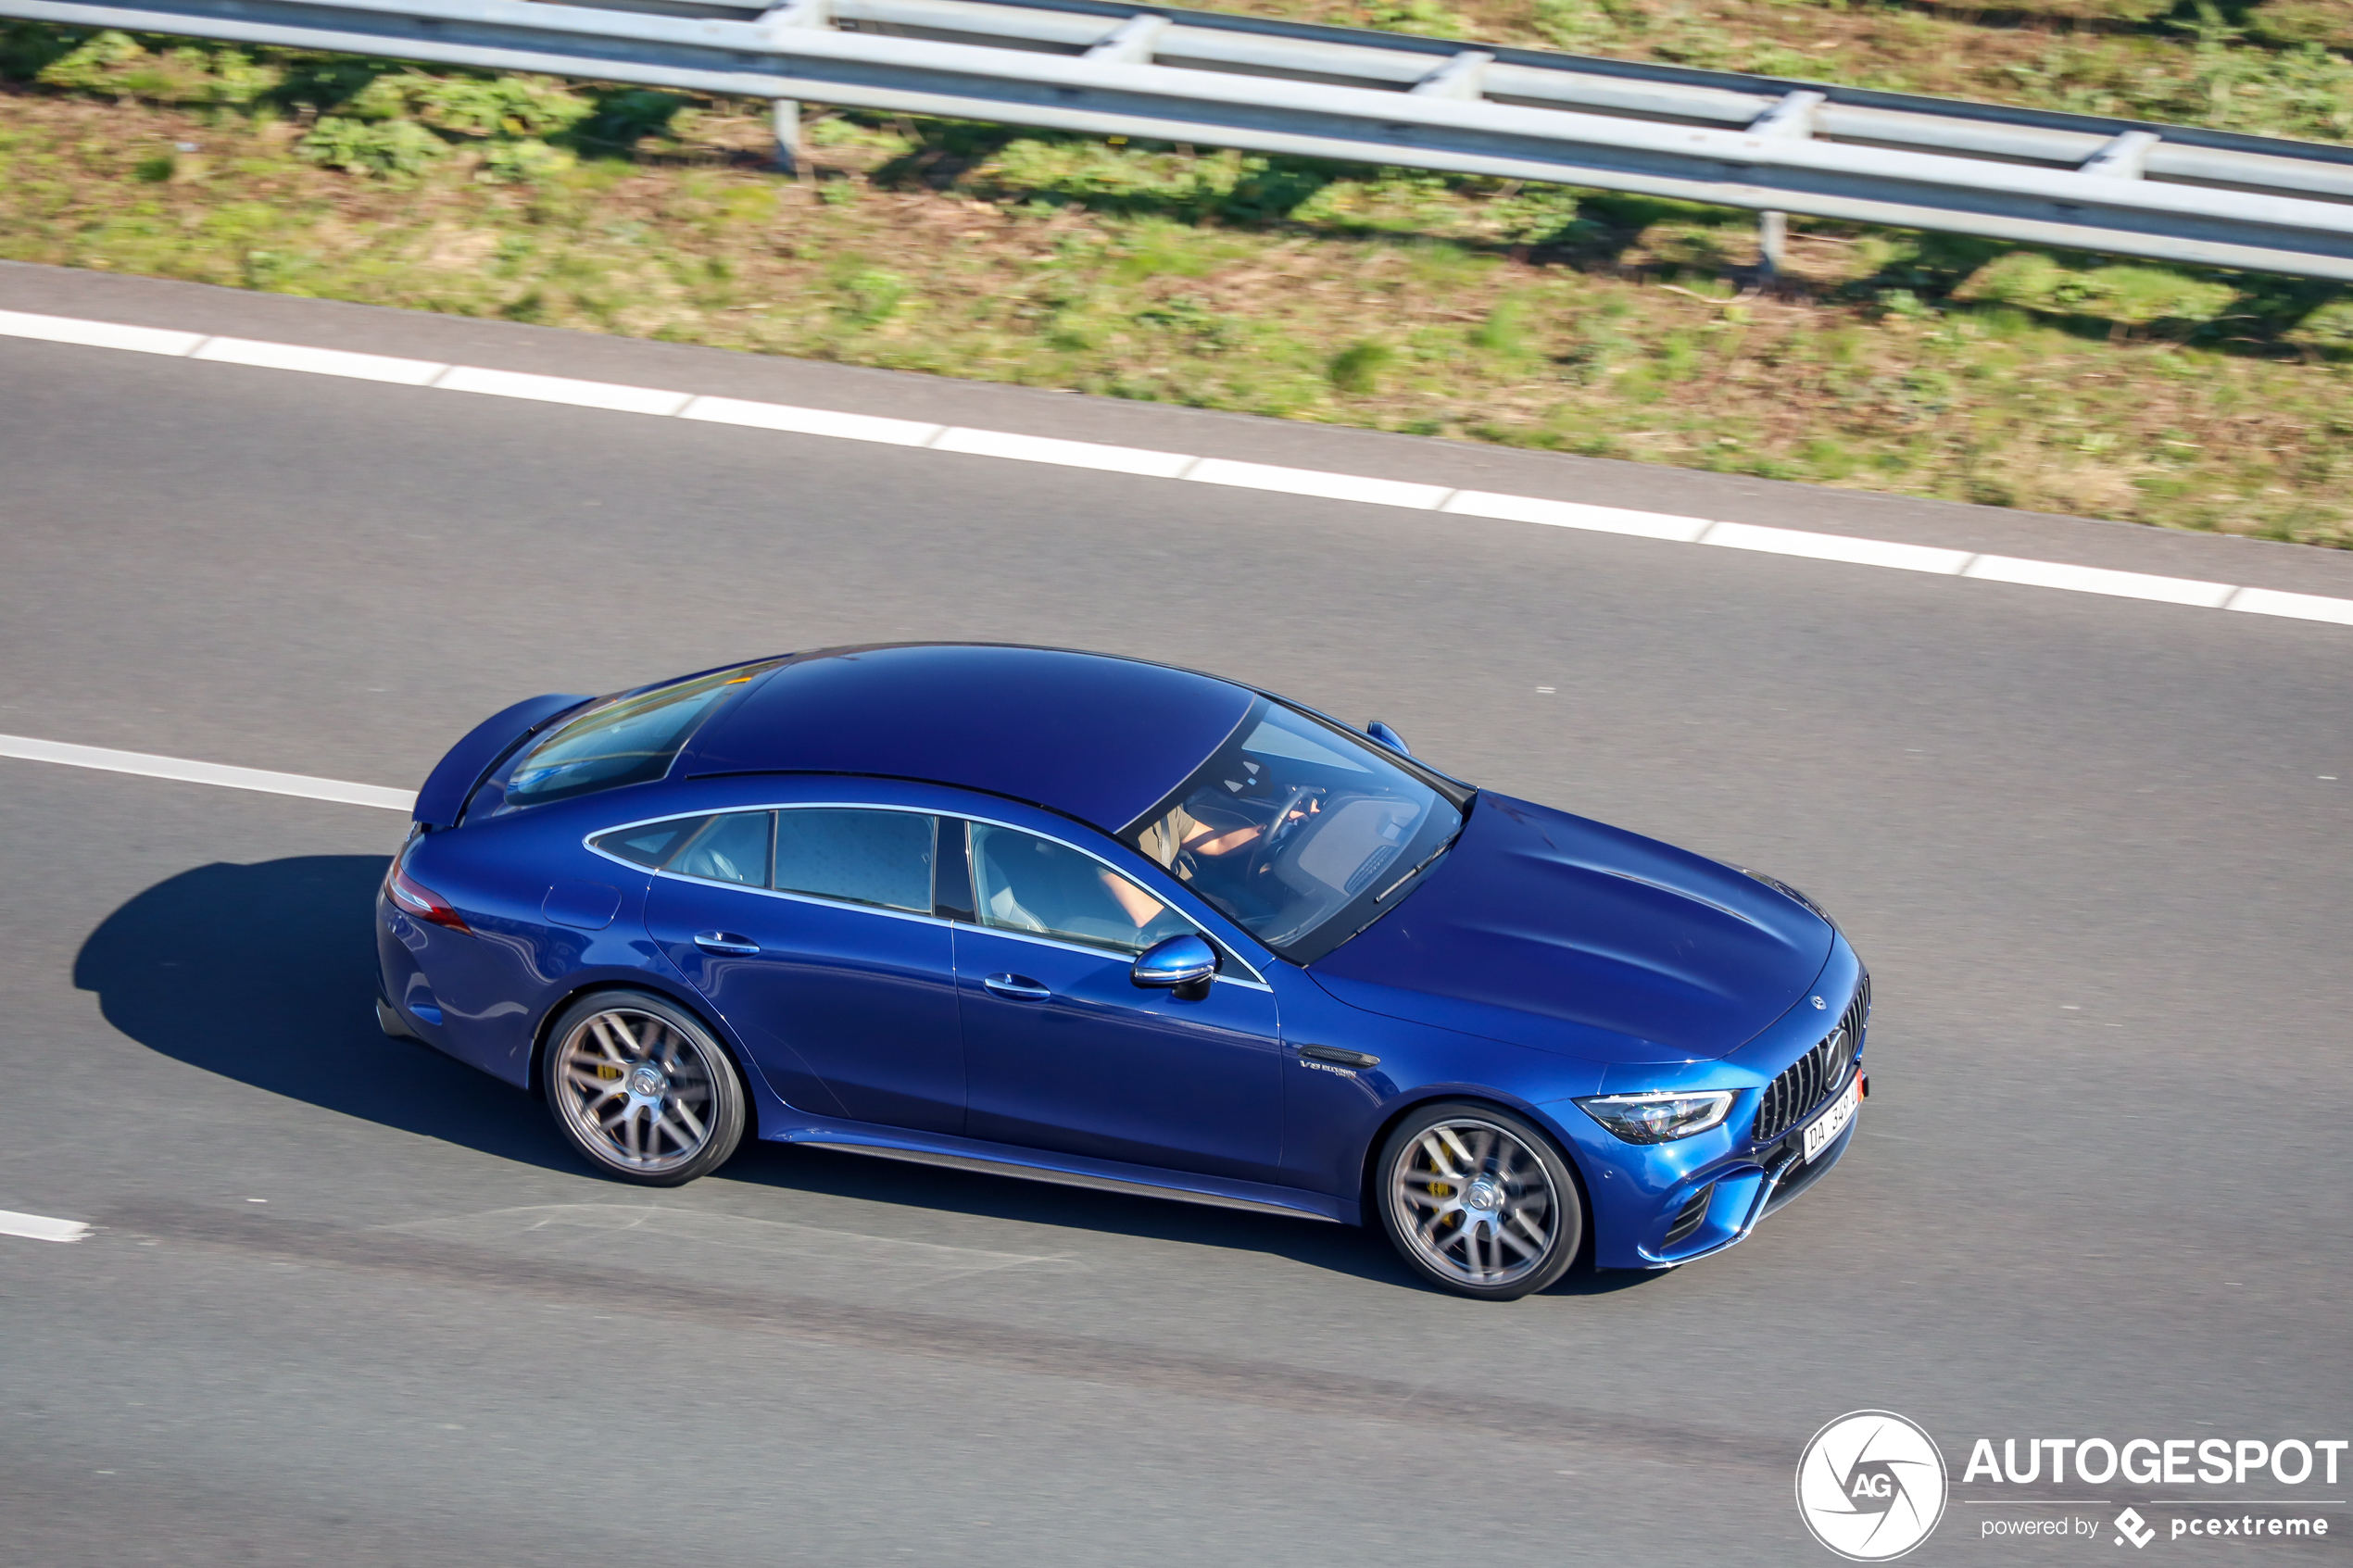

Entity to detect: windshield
[485,661,779,815]
[1125,698,1466,963]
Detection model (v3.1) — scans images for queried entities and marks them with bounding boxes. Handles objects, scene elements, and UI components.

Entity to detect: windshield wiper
[1374,838,1453,903]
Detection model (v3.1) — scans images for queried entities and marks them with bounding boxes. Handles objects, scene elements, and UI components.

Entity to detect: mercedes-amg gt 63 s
[378,645,1869,1299]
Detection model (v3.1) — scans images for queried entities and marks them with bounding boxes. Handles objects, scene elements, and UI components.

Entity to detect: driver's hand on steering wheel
[1182,821,1264,858]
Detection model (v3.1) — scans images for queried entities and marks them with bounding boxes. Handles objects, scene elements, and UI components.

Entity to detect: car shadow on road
[72,854,579,1176]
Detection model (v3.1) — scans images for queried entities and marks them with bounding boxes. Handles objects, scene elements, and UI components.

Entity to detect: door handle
[693,931,761,956]
[983,973,1052,1001]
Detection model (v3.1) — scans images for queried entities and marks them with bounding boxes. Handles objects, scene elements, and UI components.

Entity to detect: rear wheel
[542,991,747,1185]
[1376,1102,1583,1300]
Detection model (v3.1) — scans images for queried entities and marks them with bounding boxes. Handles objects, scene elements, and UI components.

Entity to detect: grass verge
[3,18,2350,546]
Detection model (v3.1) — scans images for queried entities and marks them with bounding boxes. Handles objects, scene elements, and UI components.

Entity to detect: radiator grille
[1753,976,1869,1144]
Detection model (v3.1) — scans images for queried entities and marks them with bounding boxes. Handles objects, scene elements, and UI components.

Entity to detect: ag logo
[1796,1411,1949,1561]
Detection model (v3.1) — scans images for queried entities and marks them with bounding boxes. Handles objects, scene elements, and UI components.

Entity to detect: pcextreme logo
[1797,1411,1951,1562]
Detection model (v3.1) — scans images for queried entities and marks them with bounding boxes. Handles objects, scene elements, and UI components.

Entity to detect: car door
[634,807,965,1135]
[950,820,1284,1185]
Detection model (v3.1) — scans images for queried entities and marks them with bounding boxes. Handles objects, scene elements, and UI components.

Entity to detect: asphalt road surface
[3,265,2348,1566]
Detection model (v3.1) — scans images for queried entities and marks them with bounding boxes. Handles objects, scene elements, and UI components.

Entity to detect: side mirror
[1132,934,1218,998]
[1366,721,1412,757]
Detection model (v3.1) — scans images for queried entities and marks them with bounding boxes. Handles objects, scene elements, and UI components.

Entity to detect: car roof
[676,644,1256,832]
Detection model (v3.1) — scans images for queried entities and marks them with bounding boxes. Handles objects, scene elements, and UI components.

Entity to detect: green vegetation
[3,12,2350,545]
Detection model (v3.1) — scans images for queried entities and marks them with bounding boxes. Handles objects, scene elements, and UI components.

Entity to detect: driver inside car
[1136,797,1317,872]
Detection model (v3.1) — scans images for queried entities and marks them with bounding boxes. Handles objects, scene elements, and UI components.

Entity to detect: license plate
[1802,1074,1860,1162]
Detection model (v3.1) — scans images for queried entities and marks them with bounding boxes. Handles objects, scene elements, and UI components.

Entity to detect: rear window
[486,662,777,815]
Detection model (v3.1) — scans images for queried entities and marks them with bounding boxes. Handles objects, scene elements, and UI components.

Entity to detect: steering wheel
[1252,785,1315,873]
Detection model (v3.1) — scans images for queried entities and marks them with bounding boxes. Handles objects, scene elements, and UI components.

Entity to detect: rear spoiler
[411,693,590,829]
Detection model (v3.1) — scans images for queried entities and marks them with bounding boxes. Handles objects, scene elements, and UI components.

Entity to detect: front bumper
[1621,1067,1866,1267]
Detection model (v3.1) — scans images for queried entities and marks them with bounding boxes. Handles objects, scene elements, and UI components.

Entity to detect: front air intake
[1664,1185,1714,1248]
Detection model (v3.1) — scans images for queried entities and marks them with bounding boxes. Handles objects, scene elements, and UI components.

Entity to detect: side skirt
[772,1121,1352,1225]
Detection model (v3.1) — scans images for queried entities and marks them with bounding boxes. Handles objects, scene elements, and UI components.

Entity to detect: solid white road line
[2226,585,2353,625]
[193,336,447,385]
[1961,554,2239,608]
[1185,457,1453,510]
[930,426,1195,479]
[1441,490,1712,543]
[0,307,204,356]
[1701,521,1976,575]
[0,734,415,812]
[431,364,695,417]
[0,1209,92,1243]
[6,306,2350,632]
[680,395,941,445]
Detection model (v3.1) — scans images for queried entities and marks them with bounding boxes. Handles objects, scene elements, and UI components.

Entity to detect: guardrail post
[773,98,803,175]
[1744,91,1824,284]
[1410,50,1492,100]
[1084,13,1169,62]
[2080,130,2159,179]
[761,0,831,174]
[1758,210,1789,277]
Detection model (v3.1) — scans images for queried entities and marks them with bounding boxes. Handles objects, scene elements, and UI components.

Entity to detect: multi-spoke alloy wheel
[1378,1103,1583,1300]
[543,992,747,1185]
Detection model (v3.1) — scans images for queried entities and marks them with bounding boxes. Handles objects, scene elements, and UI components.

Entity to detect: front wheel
[542,991,748,1185]
[1376,1102,1583,1300]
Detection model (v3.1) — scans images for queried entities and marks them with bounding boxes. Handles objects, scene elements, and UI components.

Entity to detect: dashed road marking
[0,734,414,811]
[0,1209,92,1243]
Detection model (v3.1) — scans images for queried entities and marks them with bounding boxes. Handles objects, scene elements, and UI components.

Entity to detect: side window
[592,816,709,869]
[666,812,773,887]
[969,824,1197,956]
[773,809,935,913]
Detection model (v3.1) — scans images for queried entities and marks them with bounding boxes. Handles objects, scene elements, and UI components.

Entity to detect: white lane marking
[0,1209,91,1243]
[0,734,414,812]
[1961,554,2237,608]
[931,426,1193,479]
[1442,489,1712,542]
[4,307,2348,631]
[1185,457,1453,510]
[680,395,940,445]
[1701,520,1975,575]
[194,336,447,385]
[432,364,694,417]
[2225,585,2353,625]
[0,307,204,357]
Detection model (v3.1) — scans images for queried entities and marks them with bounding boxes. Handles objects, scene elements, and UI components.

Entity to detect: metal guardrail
[7,0,2353,279]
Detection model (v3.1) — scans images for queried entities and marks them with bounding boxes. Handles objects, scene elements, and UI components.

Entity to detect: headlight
[1575,1090,1736,1144]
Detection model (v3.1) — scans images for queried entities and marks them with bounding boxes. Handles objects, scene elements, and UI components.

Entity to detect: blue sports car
[377,645,1869,1299]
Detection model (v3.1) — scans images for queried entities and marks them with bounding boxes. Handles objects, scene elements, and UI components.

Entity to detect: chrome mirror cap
[1131,934,1218,991]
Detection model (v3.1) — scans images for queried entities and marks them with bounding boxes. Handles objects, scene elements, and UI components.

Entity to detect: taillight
[386,856,470,933]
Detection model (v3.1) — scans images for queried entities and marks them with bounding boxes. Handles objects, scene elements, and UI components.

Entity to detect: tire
[1375,1101,1584,1300]
[542,990,748,1186]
